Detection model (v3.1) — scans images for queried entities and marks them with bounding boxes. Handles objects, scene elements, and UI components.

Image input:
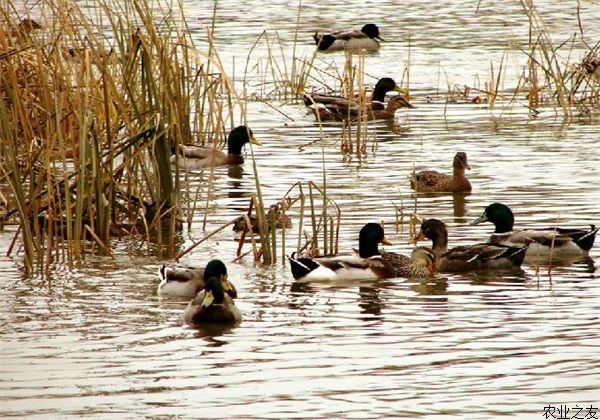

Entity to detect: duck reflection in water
[407,277,449,305]
[192,326,238,346]
[452,193,468,221]
[358,285,385,321]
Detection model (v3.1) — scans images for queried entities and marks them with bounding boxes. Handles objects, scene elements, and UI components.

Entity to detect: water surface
[1,0,599,418]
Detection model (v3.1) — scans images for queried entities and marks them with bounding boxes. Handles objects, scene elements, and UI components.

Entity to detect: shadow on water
[191,323,240,345]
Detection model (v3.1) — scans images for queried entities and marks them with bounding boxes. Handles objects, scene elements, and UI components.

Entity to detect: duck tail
[288,252,318,280]
[302,92,315,108]
[507,244,528,266]
[158,264,170,282]
[312,32,321,45]
[557,224,599,252]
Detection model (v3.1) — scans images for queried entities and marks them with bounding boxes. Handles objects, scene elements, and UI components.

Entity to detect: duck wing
[410,170,451,191]
[288,253,379,281]
[441,243,527,271]
[492,226,598,253]
[160,265,204,282]
[303,92,356,108]
[330,29,367,40]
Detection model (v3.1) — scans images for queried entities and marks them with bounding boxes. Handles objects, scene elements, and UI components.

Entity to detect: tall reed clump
[519,0,599,117]
[0,0,237,275]
[177,181,341,266]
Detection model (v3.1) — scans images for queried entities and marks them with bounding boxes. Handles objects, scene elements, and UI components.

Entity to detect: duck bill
[427,262,436,275]
[376,36,385,42]
[394,86,409,97]
[250,136,262,146]
[470,213,488,225]
[221,275,238,299]
[201,290,214,308]
[408,231,426,245]
[465,164,471,170]
[381,236,393,246]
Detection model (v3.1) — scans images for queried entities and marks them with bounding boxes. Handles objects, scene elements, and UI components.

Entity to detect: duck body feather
[488,227,598,257]
[173,146,239,169]
[437,243,527,272]
[314,24,381,52]
[172,125,259,169]
[157,265,205,298]
[183,290,242,325]
[289,253,393,282]
[158,260,238,299]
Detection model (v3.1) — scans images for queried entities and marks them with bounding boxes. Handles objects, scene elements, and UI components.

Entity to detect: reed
[0,0,238,274]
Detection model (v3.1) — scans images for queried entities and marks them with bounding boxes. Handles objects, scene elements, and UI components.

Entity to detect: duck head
[204,259,236,298]
[453,152,471,171]
[201,276,226,307]
[361,24,382,40]
[471,202,515,233]
[228,125,261,155]
[359,223,393,258]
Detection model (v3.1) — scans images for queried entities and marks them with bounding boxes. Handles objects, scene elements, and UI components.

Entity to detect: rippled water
[2,0,599,418]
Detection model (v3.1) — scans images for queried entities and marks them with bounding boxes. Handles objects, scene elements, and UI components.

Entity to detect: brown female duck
[410,152,472,193]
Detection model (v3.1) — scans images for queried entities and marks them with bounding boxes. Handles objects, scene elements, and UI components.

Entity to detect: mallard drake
[173,125,261,169]
[413,219,527,272]
[288,223,435,281]
[306,94,414,122]
[314,24,382,52]
[158,259,238,299]
[303,78,406,112]
[183,276,242,325]
[471,202,599,257]
[410,152,472,193]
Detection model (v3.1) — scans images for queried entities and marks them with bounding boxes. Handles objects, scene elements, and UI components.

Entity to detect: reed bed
[0,0,240,274]
[450,0,600,116]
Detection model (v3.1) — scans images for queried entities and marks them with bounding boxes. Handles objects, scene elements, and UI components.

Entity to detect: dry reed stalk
[1,0,241,272]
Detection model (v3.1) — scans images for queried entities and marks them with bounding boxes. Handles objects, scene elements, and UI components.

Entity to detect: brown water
[1,1,599,418]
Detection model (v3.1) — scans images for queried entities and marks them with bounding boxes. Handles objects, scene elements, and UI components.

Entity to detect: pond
[1,0,599,417]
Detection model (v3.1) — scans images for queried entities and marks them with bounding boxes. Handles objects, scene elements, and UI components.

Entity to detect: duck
[382,246,437,278]
[183,276,242,325]
[413,218,528,272]
[471,202,599,258]
[409,152,472,193]
[306,94,414,122]
[232,203,292,234]
[313,24,382,52]
[302,78,407,112]
[157,259,238,299]
[4,18,41,38]
[288,223,435,281]
[173,125,261,169]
